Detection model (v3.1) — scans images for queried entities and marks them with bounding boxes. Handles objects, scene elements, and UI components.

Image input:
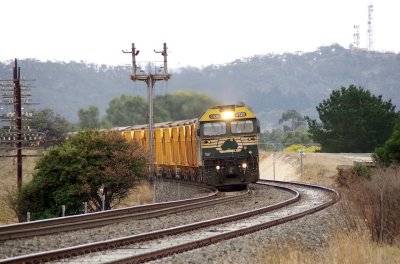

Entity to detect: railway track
[0,180,339,264]
[0,180,221,241]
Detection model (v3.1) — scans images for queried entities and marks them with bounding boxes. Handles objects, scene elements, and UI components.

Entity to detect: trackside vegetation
[15,131,148,221]
[306,85,399,153]
[373,123,400,166]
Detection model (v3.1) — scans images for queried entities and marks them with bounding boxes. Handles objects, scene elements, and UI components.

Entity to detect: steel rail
[0,180,218,241]
[0,183,300,264]
[112,181,340,264]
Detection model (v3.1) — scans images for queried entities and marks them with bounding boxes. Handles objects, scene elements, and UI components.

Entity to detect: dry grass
[254,230,400,264]
[256,152,399,264]
[301,153,355,187]
[339,165,400,244]
[0,149,41,224]
[116,182,154,207]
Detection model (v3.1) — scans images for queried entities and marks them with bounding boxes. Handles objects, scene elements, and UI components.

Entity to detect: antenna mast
[367,4,374,51]
[353,25,360,49]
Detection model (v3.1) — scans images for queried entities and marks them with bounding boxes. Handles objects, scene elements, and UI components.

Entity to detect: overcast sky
[1,0,399,69]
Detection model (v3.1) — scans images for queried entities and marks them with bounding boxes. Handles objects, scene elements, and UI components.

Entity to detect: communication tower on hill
[353,25,360,48]
[367,4,374,51]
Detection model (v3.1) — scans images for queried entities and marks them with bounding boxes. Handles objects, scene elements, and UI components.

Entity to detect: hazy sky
[1,0,399,69]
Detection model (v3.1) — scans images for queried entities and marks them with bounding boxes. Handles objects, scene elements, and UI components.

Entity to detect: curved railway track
[0,181,228,241]
[0,180,339,264]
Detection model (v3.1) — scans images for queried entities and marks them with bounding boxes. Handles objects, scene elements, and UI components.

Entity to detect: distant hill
[1,44,399,129]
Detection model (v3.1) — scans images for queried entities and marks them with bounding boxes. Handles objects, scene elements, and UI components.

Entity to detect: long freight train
[120,104,260,187]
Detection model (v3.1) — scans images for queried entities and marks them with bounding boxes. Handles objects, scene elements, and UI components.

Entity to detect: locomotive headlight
[242,163,248,169]
[221,111,234,120]
[216,165,221,170]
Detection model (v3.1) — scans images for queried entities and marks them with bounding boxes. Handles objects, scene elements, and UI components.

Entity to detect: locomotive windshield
[202,122,226,136]
[231,120,254,134]
[201,119,256,136]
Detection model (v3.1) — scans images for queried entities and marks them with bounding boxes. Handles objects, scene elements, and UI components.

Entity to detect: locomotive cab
[198,105,260,187]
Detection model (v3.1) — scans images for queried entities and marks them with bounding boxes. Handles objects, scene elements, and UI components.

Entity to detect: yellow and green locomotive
[121,104,260,187]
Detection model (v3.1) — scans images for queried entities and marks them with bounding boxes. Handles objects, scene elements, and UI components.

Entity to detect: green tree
[155,90,220,120]
[17,131,148,220]
[26,108,70,146]
[260,128,284,151]
[105,95,170,126]
[282,126,312,147]
[78,105,100,129]
[306,85,399,152]
[279,109,306,132]
[373,122,400,166]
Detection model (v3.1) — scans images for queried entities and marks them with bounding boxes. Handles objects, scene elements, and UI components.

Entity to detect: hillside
[1,44,399,128]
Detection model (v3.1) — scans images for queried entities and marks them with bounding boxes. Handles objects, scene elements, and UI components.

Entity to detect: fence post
[101,195,105,211]
[83,202,88,214]
[178,182,181,200]
[27,212,31,222]
[61,205,65,217]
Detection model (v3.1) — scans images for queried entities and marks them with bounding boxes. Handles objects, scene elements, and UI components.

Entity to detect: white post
[61,205,66,217]
[152,177,156,204]
[27,212,31,222]
[273,152,276,181]
[83,202,87,214]
[101,195,105,211]
[299,149,304,182]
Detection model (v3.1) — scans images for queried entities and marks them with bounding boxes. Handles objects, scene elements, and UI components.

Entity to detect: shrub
[17,131,148,221]
[353,164,372,180]
[373,123,400,166]
[283,144,321,153]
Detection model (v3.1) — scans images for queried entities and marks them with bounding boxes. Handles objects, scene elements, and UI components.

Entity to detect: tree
[260,128,284,151]
[105,95,170,126]
[155,90,220,120]
[17,131,148,220]
[279,109,306,132]
[373,122,400,166]
[26,108,70,146]
[306,85,399,152]
[282,126,312,147]
[78,105,100,129]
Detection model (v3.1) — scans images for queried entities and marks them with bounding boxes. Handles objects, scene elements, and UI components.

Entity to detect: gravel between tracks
[152,202,343,264]
[0,183,293,259]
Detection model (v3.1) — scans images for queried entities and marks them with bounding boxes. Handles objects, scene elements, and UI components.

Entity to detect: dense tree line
[78,90,220,129]
[1,44,400,128]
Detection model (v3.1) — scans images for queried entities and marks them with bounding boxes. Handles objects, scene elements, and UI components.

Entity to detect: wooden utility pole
[13,59,23,191]
[0,59,39,192]
[123,43,170,181]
